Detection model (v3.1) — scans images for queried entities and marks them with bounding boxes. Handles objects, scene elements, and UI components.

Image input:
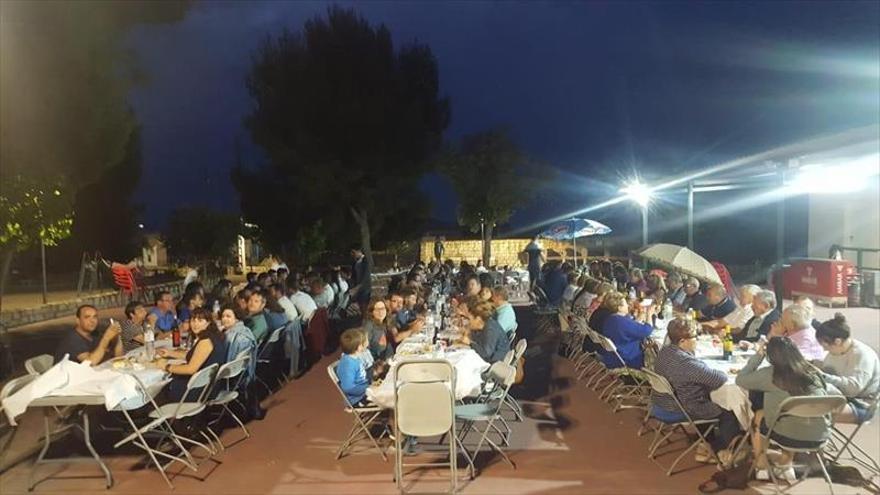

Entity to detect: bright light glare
[622,181,652,206]
[789,153,880,194]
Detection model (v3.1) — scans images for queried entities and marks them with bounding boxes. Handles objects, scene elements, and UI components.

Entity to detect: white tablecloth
[2,357,167,425]
[367,347,489,409]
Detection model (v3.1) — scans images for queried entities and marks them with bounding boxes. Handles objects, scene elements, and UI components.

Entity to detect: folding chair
[205,355,252,450]
[255,326,286,394]
[761,395,847,494]
[455,361,517,479]
[642,369,721,475]
[592,332,649,412]
[828,397,879,478]
[501,339,528,422]
[0,374,37,465]
[111,375,197,488]
[24,354,54,375]
[147,364,220,459]
[326,361,388,461]
[394,360,460,493]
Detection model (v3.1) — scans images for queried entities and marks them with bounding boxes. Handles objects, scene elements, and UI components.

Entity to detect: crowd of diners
[336,258,519,409]
[565,260,879,480]
[54,247,374,420]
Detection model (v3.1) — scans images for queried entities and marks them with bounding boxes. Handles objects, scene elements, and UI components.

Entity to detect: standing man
[54,305,123,365]
[524,235,544,293]
[349,245,372,316]
[433,236,445,263]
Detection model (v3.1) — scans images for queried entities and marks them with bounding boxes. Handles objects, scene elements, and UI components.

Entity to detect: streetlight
[622,180,653,247]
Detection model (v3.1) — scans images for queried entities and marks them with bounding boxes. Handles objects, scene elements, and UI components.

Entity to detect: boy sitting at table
[338,328,376,406]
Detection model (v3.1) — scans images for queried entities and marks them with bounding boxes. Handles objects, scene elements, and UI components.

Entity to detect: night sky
[128,1,880,256]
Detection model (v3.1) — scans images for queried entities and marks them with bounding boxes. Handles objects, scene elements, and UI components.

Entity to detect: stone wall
[419,238,587,267]
[0,278,218,329]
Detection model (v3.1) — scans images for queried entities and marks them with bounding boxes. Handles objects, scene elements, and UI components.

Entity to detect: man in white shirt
[702,284,758,333]
[270,283,299,321]
[287,282,318,322]
[310,276,335,309]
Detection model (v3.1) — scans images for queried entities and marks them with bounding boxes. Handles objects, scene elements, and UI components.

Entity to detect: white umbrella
[635,243,722,285]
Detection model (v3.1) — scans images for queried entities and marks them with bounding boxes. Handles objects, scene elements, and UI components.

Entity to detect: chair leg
[814,452,836,495]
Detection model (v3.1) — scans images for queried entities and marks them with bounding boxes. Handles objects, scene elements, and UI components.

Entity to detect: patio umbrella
[540,218,612,267]
[635,243,722,285]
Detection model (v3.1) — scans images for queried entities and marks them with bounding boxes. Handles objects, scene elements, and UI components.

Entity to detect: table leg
[82,412,114,488]
[27,410,53,491]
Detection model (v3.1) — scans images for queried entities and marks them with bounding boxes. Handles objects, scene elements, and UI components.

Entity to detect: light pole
[622,181,653,247]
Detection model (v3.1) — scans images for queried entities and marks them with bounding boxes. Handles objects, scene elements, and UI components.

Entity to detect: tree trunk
[350,207,374,270]
[0,249,15,309]
[483,223,493,267]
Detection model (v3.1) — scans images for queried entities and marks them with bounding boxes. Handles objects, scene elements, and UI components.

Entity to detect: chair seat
[455,403,497,421]
[207,390,238,406]
[148,402,206,420]
[344,405,383,414]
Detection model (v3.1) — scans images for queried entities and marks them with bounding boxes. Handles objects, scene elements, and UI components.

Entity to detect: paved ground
[1,304,877,494]
[1,291,113,312]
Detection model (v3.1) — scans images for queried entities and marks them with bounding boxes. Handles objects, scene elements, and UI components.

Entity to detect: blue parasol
[539,218,612,267]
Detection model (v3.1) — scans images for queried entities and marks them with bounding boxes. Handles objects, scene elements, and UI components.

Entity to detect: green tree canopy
[440,128,550,265]
[237,6,449,267]
[165,207,242,265]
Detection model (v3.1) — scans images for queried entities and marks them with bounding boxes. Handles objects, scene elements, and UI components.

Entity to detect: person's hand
[157,348,170,358]
[103,323,121,343]
[411,318,425,332]
[146,313,158,326]
[154,358,168,370]
[739,340,754,351]
[769,321,783,337]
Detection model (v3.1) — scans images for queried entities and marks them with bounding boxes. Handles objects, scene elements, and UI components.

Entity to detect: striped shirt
[653,345,727,420]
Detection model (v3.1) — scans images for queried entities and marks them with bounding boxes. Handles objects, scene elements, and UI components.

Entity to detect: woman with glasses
[653,318,743,463]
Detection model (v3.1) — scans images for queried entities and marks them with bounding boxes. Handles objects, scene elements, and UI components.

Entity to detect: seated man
[287,280,318,322]
[147,291,177,333]
[816,313,880,423]
[396,287,419,329]
[309,275,334,309]
[386,291,424,344]
[653,318,742,462]
[120,300,147,352]
[701,284,758,333]
[680,277,708,314]
[735,290,779,344]
[698,283,737,323]
[244,291,270,343]
[54,304,123,365]
[491,286,517,335]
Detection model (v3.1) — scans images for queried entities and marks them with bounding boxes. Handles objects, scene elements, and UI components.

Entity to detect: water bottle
[663,300,673,321]
[144,323,156,361]
[212,299,221,317]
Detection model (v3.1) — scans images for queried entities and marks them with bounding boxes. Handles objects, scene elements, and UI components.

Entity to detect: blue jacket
[225,321,257,384]
[600,314,653,369]
[337,353,371,405]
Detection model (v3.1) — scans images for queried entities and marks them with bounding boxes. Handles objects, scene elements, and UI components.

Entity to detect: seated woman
[457,297,509,364]
[156,307,228,402]
[364,298,394,361]
[736,337,840,480]
[598,291,654,369]
[653,318,742,463]
[816,313,880,424]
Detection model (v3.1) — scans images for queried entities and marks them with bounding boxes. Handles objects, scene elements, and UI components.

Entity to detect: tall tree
[440,129,550,266]
[239,6,449,268]
[164,207,242,265]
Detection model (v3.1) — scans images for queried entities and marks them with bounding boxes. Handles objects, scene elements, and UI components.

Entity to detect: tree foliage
[0,176,75,252]
[236,6,449,267]
[165,208,242,265]
[440,129,550,265]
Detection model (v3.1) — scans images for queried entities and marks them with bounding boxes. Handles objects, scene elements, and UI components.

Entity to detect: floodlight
[622,181,652,207]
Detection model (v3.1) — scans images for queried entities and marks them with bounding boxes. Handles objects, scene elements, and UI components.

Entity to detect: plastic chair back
[395,359,454,384]
[643,368,675,396]
[778,395,847,419]
[513,338,528,361]
[397,381,454,437]
[327,361,356,409]
[1,374,37,402]
[487,361,516,387]
[24,354,54,375]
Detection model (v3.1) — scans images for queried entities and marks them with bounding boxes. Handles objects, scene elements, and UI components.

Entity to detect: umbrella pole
[573,236,577,269]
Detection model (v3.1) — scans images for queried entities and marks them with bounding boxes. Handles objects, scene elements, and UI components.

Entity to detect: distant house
[141,234,168,268]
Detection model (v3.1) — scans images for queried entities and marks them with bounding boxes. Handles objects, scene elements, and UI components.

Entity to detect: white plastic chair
[148,363,220,459]
[326,361,388,461]
[455,361,517,479]
[24,354,54,375]
[111,375,196,488]
[255,326,286,394]
[642,369,721,475]
[204,354,251,450]
[761,395,847,494]
[0,374,37,466]
[393,360,459,493]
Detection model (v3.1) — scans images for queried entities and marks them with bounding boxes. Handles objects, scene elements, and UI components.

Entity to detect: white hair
[754,290,777,309]
[784,304,812,329]
[740,284,761,297]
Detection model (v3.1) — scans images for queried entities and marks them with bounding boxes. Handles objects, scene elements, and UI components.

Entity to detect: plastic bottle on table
[144,323,156,361]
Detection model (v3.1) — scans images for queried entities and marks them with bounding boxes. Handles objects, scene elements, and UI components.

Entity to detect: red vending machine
[781,258,855,306]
